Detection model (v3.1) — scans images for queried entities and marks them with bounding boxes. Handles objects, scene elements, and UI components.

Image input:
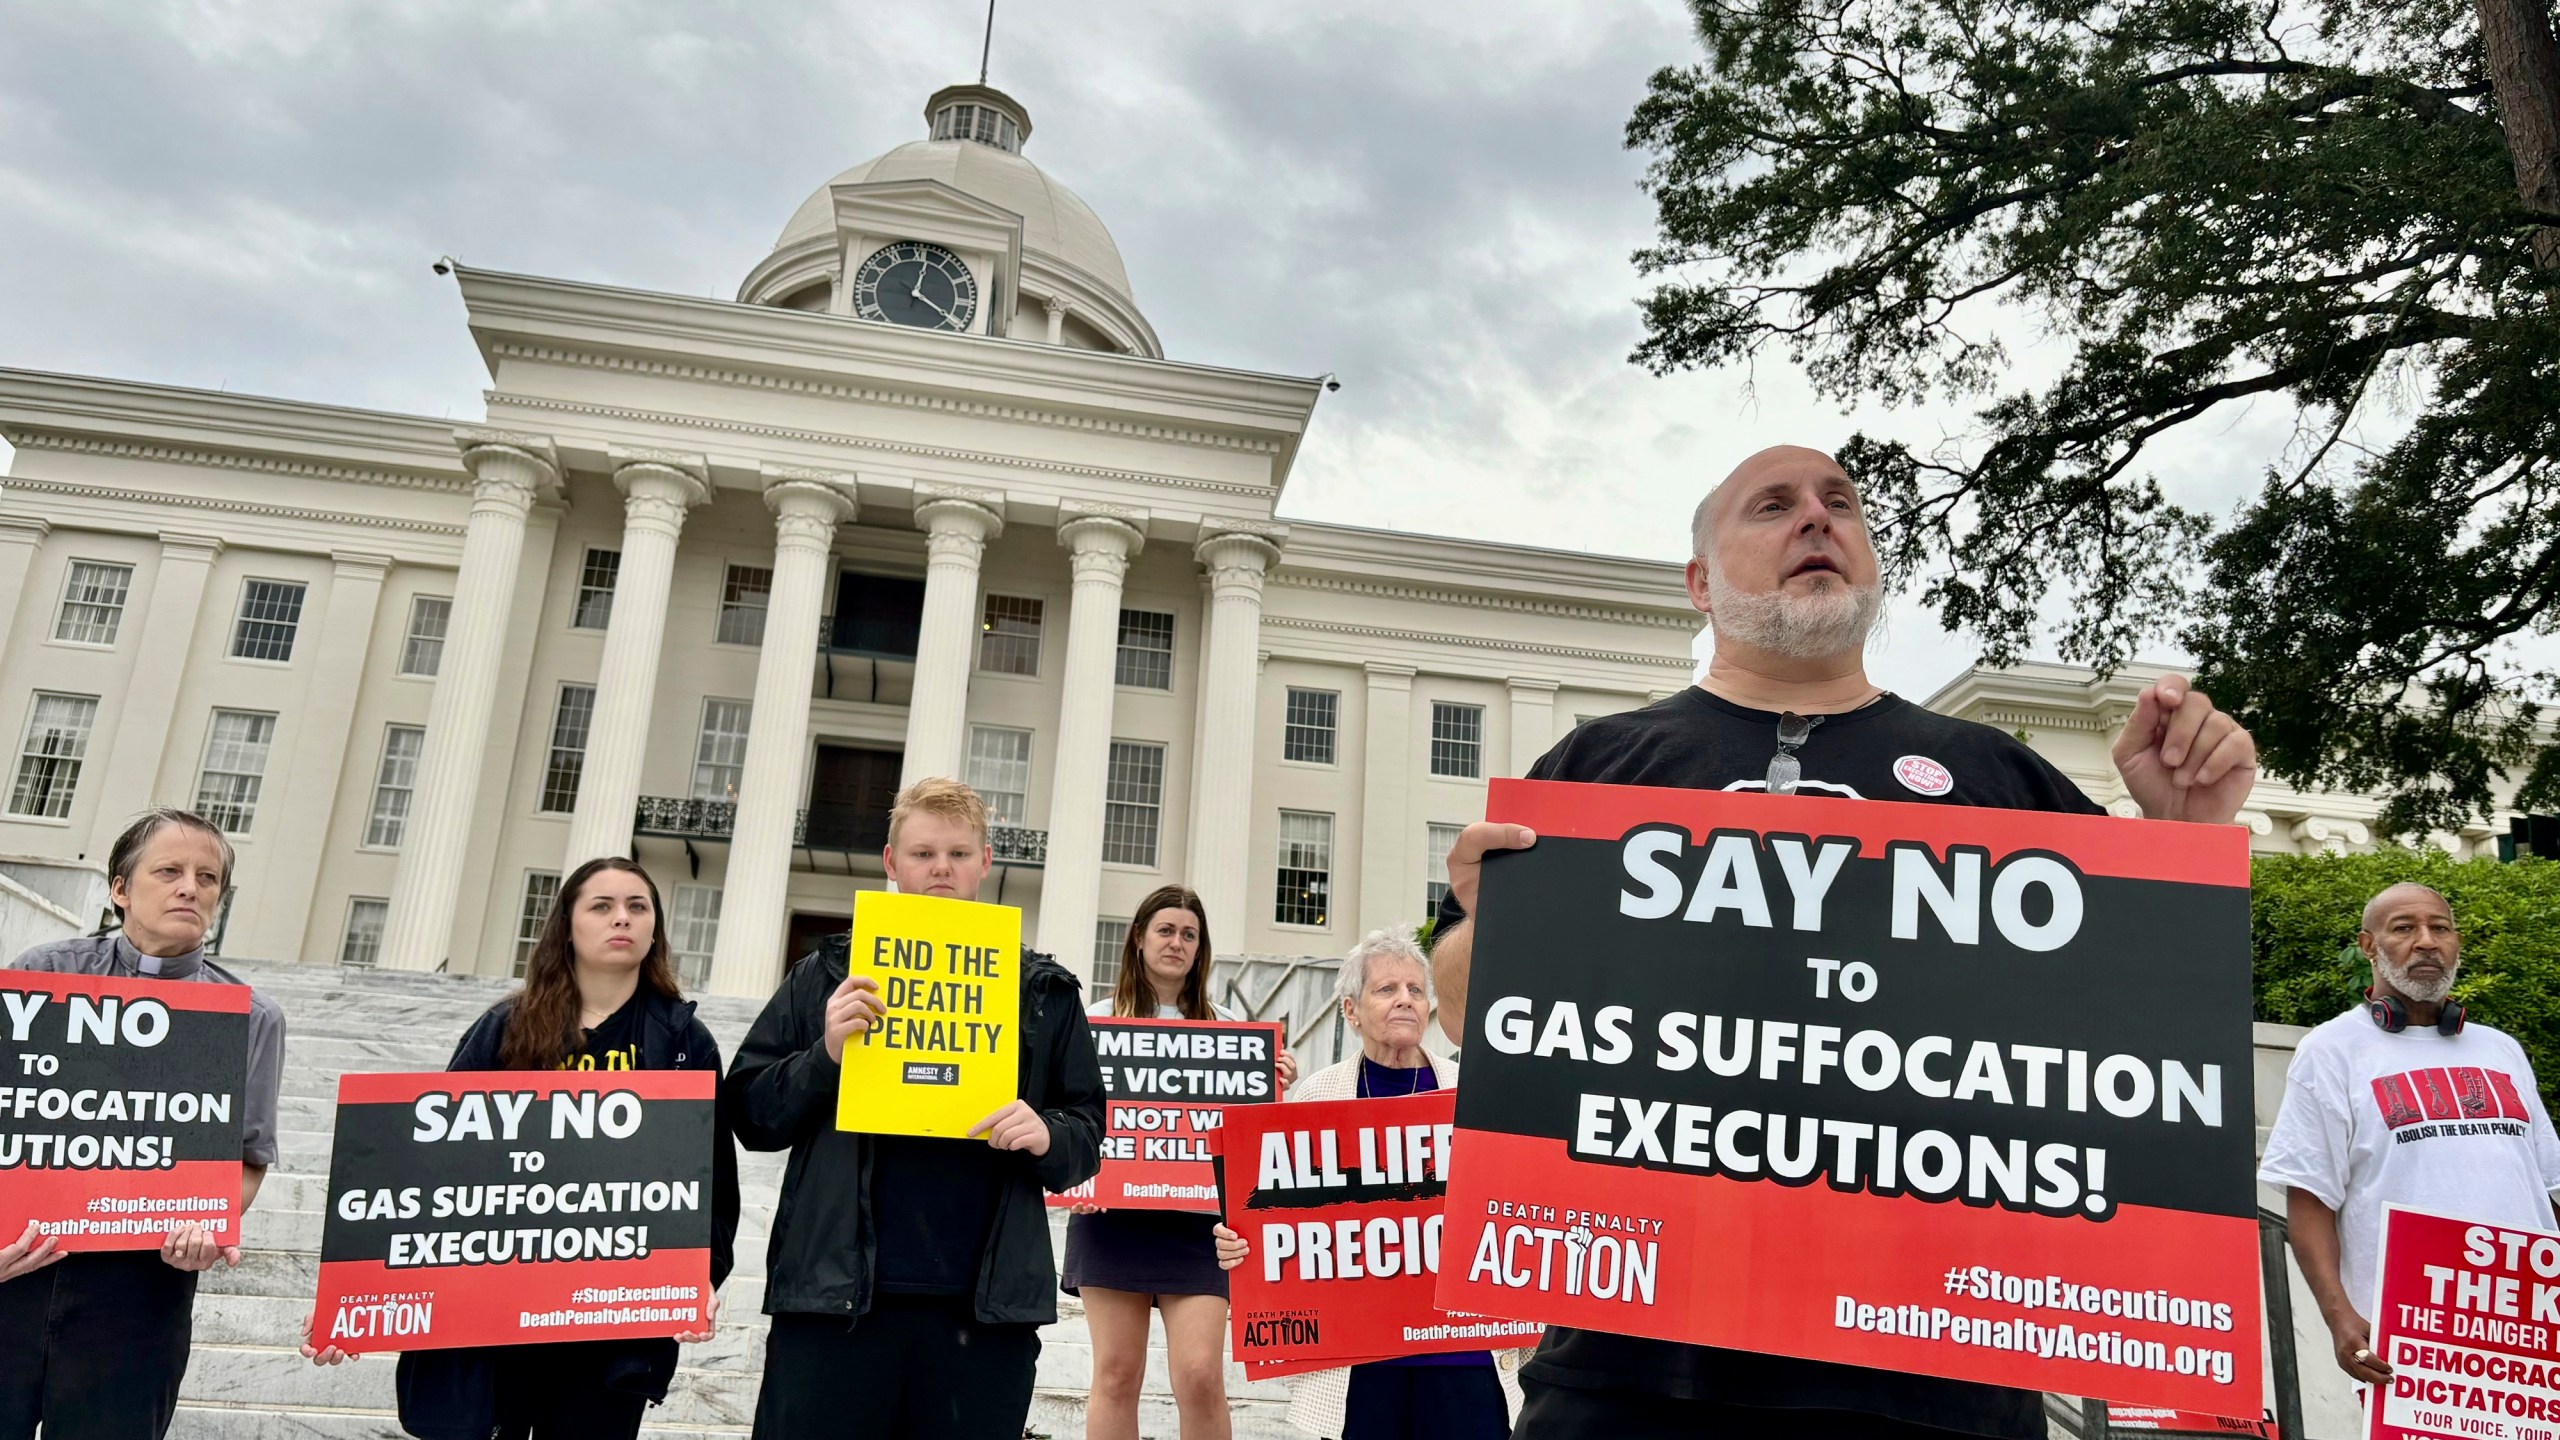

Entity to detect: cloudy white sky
[0,0,2325,698]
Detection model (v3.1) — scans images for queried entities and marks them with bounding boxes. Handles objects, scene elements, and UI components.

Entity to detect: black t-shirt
[564,993,643,1072]
[870,1136,1013,1295]
[1436,686,2102,1438]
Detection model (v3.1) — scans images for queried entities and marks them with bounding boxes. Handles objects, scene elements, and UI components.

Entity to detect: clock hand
[905,277,956,322]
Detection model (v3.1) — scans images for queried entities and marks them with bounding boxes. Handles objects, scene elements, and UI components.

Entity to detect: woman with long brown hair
[1065,884,1295,1440]
[306,856,739,1440]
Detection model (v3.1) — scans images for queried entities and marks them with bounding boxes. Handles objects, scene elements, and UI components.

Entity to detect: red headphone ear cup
[2369,997,2405,1033]
[2439,1002,2466,1036]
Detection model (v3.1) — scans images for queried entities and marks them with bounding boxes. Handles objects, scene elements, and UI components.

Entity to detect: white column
[711,473,855,997]
[1505,677,1558,778]
[1034,512,1145,970]
[562,451,710,870]
[1183,528,1281,932]
[381,433,556,973]
[1355,663,1416,936]
[1045,297,1070,346]
[267,551,392,962]
[85,532,224,852]
[900,488,1004,787]
[0,517,50,673]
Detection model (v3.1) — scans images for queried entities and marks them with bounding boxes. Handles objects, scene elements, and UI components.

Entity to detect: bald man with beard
[1429,445,2262,1440]
[2261,883,2560,1390]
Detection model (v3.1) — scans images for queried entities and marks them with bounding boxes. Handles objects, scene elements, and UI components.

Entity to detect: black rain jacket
[394,989,740,1440]
[720,938,1102,1325]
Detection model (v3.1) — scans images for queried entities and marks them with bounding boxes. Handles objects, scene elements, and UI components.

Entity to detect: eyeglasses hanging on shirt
[1765,711,1823,795]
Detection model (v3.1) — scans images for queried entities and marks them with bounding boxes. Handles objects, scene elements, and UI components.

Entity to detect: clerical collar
[115,932,205,981]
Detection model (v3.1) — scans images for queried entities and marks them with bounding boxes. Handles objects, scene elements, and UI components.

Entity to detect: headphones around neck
[2367,990,2466,1036]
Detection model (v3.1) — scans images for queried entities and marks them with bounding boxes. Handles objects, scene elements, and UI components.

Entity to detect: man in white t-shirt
[2259,882,2560,1387]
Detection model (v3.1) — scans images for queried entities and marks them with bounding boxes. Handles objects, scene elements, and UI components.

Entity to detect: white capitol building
[0,81,2516,997]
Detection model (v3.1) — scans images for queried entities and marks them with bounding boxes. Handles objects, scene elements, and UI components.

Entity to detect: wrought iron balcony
[632,796,1043,868]
[989,824,1046,865]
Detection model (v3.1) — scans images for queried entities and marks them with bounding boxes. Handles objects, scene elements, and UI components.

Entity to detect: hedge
[2251,850,2560,1102]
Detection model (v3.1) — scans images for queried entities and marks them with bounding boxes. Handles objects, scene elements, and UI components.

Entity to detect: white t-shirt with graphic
[2259,1007,2560,1310]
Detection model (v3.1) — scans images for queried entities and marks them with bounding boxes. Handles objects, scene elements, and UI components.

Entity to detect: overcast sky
[0,0,2332,699]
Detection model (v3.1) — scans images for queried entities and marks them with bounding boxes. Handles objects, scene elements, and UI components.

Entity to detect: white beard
[1706,561,1884,659]
[2378,951,2458,1005]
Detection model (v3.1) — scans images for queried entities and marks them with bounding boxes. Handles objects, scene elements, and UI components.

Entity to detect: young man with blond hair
[725,776,1104,1438]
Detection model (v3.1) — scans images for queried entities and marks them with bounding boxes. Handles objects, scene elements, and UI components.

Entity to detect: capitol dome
[738,84,1159,358]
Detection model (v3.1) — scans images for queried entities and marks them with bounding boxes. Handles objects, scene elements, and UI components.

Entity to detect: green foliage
[1630,0,2560,834]
[2251,850,2560,1099]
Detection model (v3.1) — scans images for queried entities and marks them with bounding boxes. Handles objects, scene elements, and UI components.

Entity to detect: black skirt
[1061,1208,1229,1299]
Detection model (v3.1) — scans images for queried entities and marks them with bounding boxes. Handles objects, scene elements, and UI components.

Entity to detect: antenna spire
[979,0,995,85]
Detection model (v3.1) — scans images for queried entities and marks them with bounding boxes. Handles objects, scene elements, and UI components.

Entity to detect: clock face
[850,241,979,332]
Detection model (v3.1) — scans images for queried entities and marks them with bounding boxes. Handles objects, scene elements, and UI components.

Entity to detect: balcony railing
[815,613,918,705]
[631,796,1044,868]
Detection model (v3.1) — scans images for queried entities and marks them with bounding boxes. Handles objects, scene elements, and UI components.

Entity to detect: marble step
[189,1290,1292,1402]
[178,1333,1292,1431]
[169,1403,744,1440]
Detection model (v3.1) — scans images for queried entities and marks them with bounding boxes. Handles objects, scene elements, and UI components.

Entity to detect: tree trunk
[2478,0,2560,268]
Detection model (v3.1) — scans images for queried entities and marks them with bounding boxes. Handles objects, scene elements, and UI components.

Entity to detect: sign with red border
[1223,1091,1542,1366]
[2365,1205,2560,1440]
[1435,779,2261,1413]
[1,971,249,1252]
[1050,1016,1282,1212]
[311,1070,716,1352]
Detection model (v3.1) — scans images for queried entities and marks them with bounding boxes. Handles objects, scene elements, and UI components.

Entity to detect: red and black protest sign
[1436,779,2261,1413]
[1224,1091,1543,1367]
[311,1071,716,1353]
[2365,1206,2560,1440]
[1,972,249,1252]
[1050,1016,1283,1213]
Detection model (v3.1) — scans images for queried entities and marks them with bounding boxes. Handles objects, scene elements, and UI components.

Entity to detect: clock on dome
[850,241,979,332]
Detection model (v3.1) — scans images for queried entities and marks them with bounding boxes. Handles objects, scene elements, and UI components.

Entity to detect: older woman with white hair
[1214,930,1521,1439]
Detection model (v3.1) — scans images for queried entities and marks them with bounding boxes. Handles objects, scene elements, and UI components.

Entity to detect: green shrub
[2251,850,2560,1103]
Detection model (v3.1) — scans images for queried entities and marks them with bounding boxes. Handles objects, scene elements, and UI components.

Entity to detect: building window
[194,710,277,833]
[692,698,753,802]
[1101,740,1165,867]
[8,693,98,819]
[400,596,451,676]
[977,594,1043,675]
[1283,688,1338,765]
[340,897,389,969]
[1115,609,1174,690]
[965,725,1034,825]
[53,561,133,646]
[931,101,1022,152]
[539,685,596,813]
[230,579,307,662]
[1425,822,1464,920]
[670,884,721,991]
[1430,702,1484,779]
[572,549,620,630]
[364,725,426,848]
[511,871,561,978]
[1275,811,1334,927]
[717,564,773,647]
[1093,917,1128,991]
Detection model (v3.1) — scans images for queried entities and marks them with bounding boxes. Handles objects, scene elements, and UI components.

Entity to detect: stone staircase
[173,960,1294,1439]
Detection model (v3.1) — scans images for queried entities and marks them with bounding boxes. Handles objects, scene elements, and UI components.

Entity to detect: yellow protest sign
[835,891,1021,1138]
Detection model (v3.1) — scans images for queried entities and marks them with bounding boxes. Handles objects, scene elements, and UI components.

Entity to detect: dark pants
[491,1343,651,1440]
[1339,1362,1511,1440]
[0,1250,198,1440]
[1514,1375,1996,1440]
[753,1295,1040,1440]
